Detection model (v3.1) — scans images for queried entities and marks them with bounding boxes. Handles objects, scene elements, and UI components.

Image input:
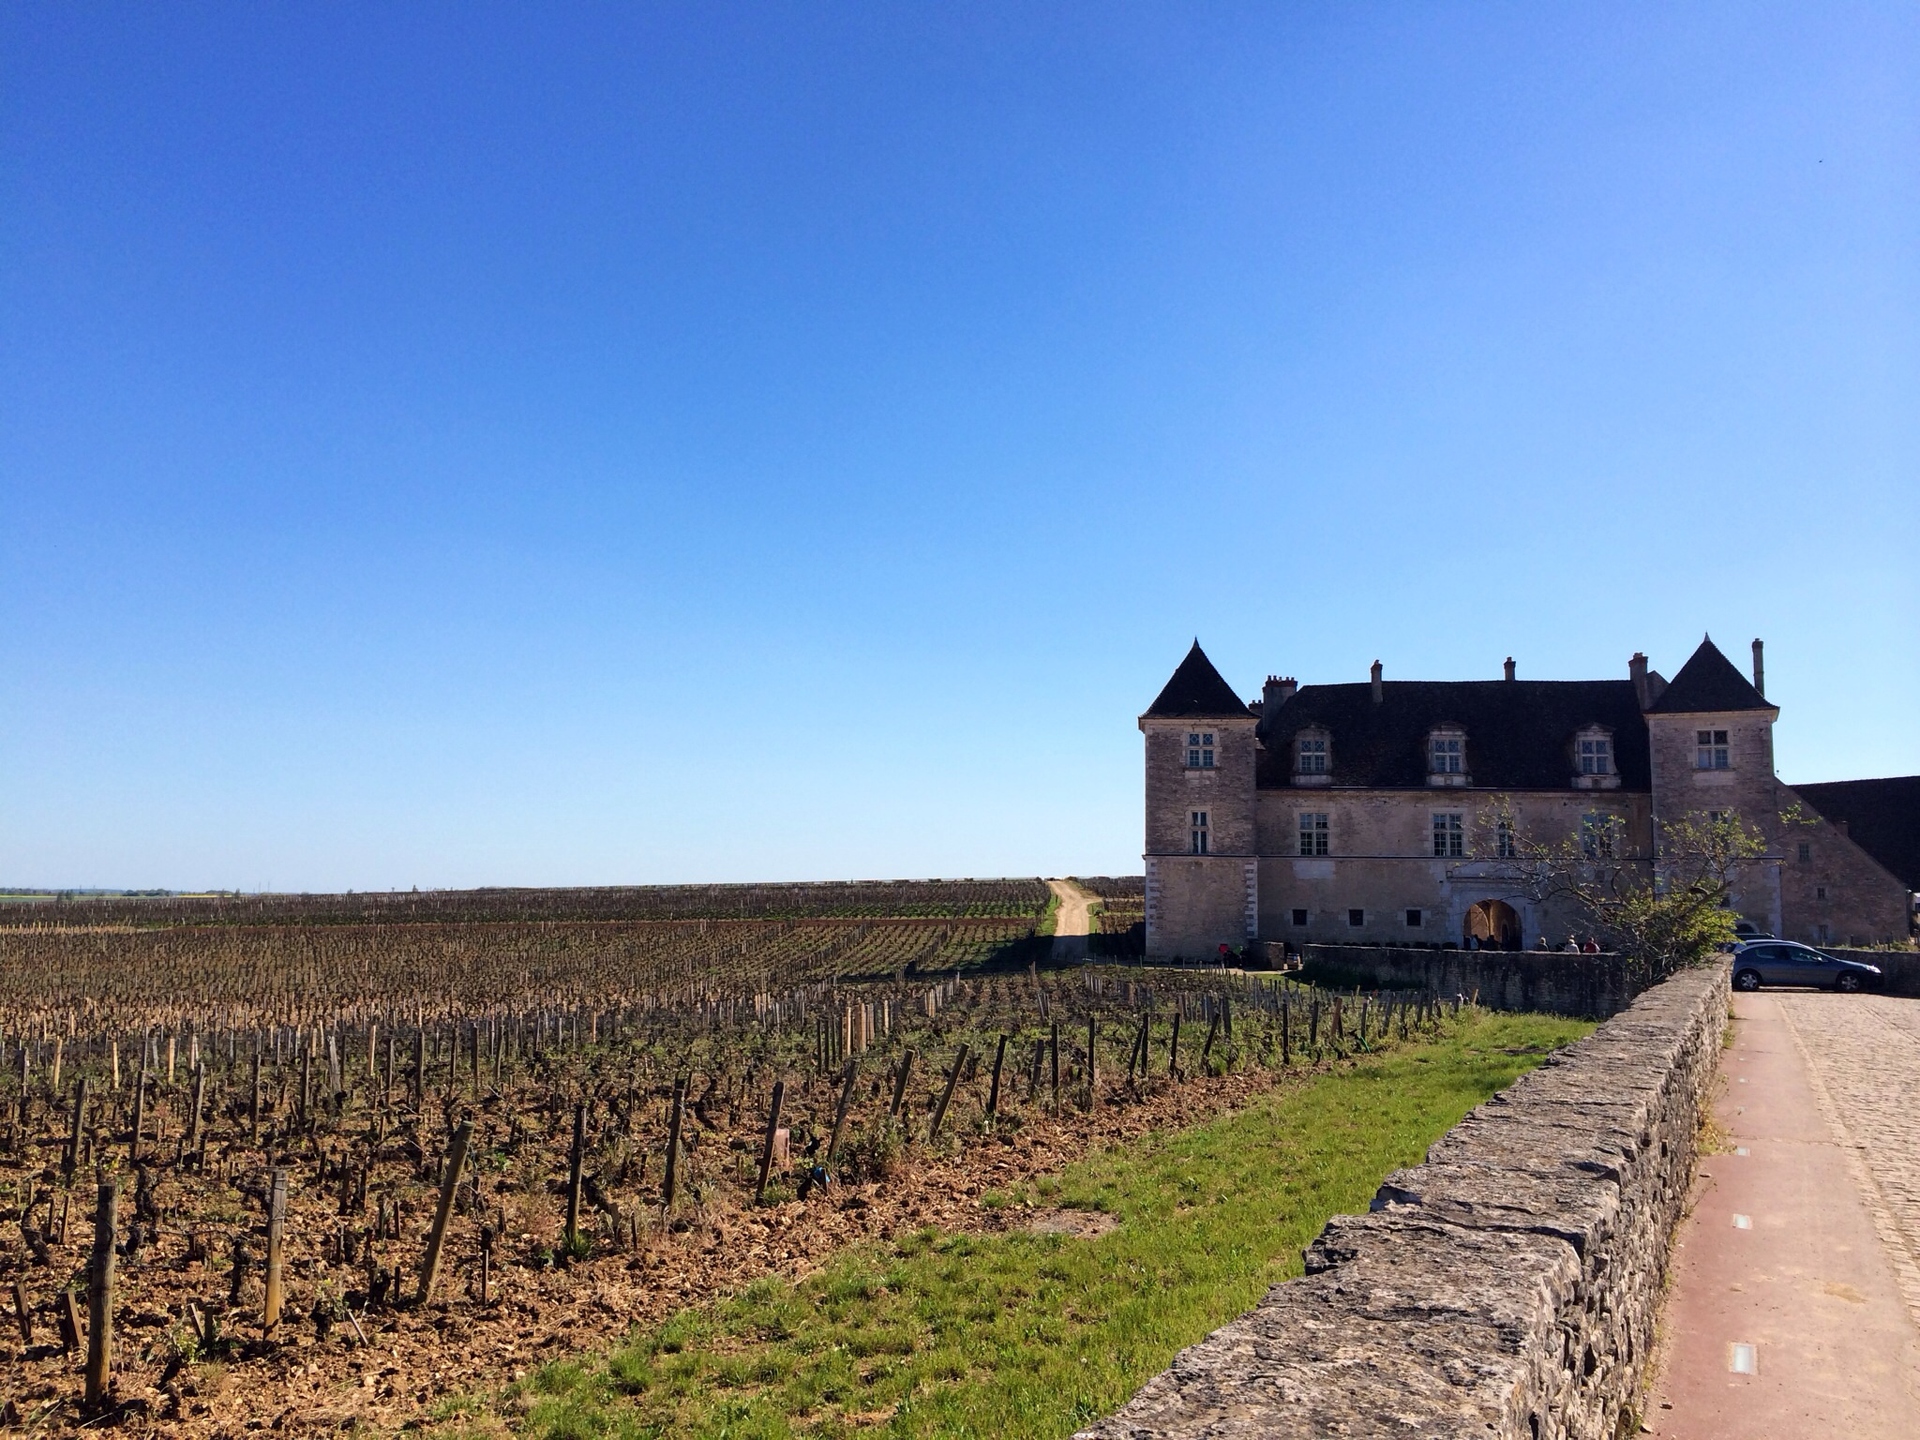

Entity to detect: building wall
[1253,787,1651,948]
[1143,716,1258,957]
[1777,787,1912,946]
[1145,855,1258,958]
[1645,707,1785,933]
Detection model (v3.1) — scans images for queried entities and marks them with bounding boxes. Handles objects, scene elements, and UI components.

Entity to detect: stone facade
[1141,638,1914,958]
[1080,964,1729,1440]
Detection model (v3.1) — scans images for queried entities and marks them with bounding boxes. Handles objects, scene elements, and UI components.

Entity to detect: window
[1696,729,1730,769]
[1432,811,1464,858]
[1296,735,1327,774]
[1347,908,1366,928]
[1578,735,1612,775]
[1580,812,1617,859]
[1189,811,1209,855]
[1708,810,1724,824]
[1817,923,1831,942]
[1405,908,1423,928]
[1186,732,1215,769]
[1290,908,1308,926]
[1429,734,1464,774]
[1797,842,1811,863]
[1298,812,1329,856]
[1815,885,1828,901]
[1496,818,1517,859]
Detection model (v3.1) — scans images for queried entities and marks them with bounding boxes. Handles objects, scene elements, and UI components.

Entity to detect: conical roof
[1142,641,1251,720]
[1646,636,1775,714]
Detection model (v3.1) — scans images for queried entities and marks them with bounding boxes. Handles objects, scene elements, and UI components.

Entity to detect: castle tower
[1139,641,1259,958]
[1643,635,1784,934]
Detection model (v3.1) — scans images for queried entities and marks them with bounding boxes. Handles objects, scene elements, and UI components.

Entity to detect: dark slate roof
[1142,642,1254,720]
[1257,679,1651,791]
[1646,636,1774,714]
[1791,776,1920,891]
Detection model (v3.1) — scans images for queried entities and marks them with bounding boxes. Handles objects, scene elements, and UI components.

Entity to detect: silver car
[1730,940,1881,993]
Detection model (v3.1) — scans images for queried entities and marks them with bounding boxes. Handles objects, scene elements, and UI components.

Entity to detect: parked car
[1729,940,1882,992]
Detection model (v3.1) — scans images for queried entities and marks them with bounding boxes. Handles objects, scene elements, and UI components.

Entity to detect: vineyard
[0,879,1475,1435]
[1070,877,1146,940]
[0,879,1055,931]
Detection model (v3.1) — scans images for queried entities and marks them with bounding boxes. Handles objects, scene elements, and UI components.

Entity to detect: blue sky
[3,3,1915,890]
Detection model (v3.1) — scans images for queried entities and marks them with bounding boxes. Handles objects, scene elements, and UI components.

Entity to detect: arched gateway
[1465,899,1521,950]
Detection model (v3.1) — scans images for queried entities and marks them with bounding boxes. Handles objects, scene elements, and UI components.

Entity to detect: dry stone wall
[1830,947,1920,997]
[1299,943,1635,1020]
[1080,963,1729,1440]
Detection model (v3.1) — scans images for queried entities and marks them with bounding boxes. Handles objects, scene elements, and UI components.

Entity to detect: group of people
[1533,933,1604,953]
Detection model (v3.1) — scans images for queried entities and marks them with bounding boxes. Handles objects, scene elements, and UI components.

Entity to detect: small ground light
[1729,1343,1758,1374]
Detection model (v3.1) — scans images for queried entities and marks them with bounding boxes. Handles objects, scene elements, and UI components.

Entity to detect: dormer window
[1293,729,1331,786]
[1573,726,1621,789]
[1427,727,1467,786]
[1696,730,1730,770]
[1186,732,1215,769]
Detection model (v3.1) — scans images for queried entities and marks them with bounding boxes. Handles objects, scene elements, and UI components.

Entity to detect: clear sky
[3,3,1915,892]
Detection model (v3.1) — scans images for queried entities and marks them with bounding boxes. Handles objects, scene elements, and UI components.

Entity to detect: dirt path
[1643,991,1920,1437]
[1047,878,1094,960]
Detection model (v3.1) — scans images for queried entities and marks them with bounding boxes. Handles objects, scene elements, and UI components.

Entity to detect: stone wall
[1830,947,1920,997]
[1299,943,1635,1020]
[1081,963,1729,1440]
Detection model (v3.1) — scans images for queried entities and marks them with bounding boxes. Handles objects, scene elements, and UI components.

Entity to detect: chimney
[1629,652,1650,710]
[1263,675,1297,714]
[1503,657,1516,682]
[1751,638,1765,698]
[1370,660,1383,705]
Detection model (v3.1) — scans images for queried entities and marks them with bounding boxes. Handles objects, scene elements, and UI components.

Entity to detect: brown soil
[2,1066,1295,1437]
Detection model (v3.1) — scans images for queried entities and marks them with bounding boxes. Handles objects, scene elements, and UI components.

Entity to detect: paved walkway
[1644,991,1920,1437]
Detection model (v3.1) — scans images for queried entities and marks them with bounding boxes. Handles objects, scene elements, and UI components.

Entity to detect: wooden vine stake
[59,1290,82,1354]
[127,1063,147,1166]
[886,1050,914,1120]
[927,1044,969,1144]
[84,1179,119,1410]
[754,1079,785,1201]
[564,1104,586,1250]
[1086,1015,1098,1108]
[64,1076,89,1175]
[263,1169,287,1332]
[825,1060,860,1166]
[1168,1012,1182,1080]
[661,1078,687,1207]
[985,1034,1009,1120]
[1049,1022,1060,1111]
[416,1121,472,1305]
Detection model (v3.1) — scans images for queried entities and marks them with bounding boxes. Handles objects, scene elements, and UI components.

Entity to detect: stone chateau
[1140,636,1917,959]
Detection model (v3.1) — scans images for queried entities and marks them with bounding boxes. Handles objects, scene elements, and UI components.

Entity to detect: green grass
[498,1010,1591,1440]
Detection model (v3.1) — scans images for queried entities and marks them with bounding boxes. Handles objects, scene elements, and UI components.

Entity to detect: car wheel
[1734,969,1762,992]
[1836,972,1861,993]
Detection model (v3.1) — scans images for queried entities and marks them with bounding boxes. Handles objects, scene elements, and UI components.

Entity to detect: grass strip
[496,1010,1593,1440]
